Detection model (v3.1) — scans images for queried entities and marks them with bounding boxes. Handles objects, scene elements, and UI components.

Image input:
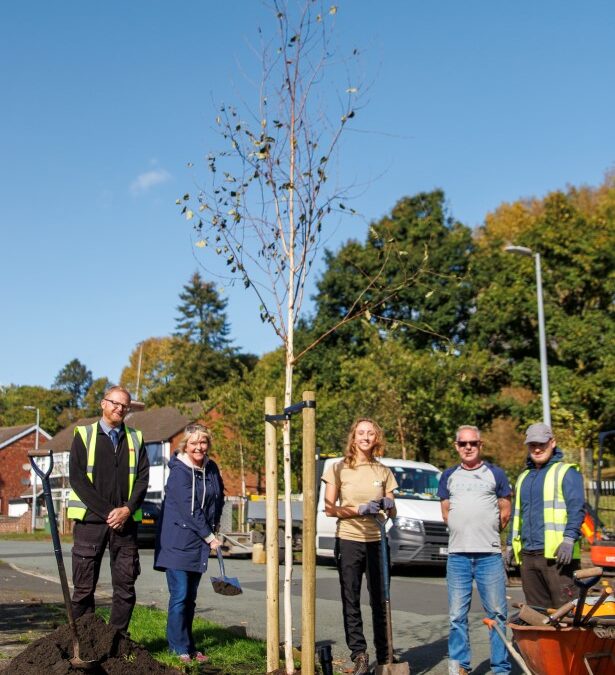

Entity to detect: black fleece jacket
[69,421,150,524]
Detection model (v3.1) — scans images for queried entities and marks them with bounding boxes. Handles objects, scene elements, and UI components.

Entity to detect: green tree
[316,336,508,465]
[144,274,238,405]
[175,272,231,350]
[53,358,93,409]
[0,384,70,435]
[469,179,615,449]
[207,350,287,492]
[120,337,175,402]
[179,4,369,661]
[82,377,113,418]
[299,190,474,388]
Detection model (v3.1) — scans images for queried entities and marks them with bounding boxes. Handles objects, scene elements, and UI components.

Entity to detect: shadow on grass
[0,601,66,640]
[125,609,266,675]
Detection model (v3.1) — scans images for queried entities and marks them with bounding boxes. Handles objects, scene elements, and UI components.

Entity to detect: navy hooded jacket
[510,446,584,551]
[154,453,225,574]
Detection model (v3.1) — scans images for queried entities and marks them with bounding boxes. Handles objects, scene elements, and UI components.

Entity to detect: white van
[316,457,449,566]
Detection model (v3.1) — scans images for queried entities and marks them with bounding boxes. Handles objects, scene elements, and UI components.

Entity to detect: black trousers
[335,537,389,663]
[520,549,579,609]
[71,521,141,631]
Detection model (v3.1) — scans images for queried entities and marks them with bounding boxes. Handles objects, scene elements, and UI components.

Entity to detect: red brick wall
[0,431,36,516]
[0,511,31,533]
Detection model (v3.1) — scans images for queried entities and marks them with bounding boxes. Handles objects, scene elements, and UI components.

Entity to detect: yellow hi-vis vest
[511,461,581,564]
[67,422,143,522]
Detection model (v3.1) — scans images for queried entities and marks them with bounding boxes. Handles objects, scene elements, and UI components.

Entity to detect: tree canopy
[469,180,615,448]
[53,358,92,410]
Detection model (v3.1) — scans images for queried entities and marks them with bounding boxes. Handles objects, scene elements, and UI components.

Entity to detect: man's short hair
[103,385,132,402]
[455,425,481,441]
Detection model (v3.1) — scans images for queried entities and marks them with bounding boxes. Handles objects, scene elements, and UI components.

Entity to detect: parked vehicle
[137,500,161,547]
[316,457,449,566]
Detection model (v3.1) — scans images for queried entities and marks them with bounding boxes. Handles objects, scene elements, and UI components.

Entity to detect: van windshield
[390,466,440,500]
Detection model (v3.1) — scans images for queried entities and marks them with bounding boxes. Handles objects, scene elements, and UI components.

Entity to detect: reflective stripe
[511,470,529,564]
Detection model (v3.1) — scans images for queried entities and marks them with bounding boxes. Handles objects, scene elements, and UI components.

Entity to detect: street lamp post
[505,245,551,427]
[23,406,40,531]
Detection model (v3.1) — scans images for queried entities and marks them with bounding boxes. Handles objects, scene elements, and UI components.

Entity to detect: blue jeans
[447,553,510,673]
[166,569,202,655]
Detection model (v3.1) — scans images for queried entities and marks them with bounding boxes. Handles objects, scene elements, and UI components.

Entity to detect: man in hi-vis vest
[506,422,584,608]
[68,385,149,632]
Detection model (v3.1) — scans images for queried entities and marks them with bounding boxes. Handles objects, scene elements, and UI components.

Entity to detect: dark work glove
[503,546,515,570]
[357,500,381,516]
[381,497,395,512]
[555,537,575,566]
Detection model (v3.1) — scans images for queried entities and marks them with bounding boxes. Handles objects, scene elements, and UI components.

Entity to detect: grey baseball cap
[525,422,553,444]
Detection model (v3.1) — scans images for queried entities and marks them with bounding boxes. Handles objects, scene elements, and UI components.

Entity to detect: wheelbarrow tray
[510,623,615,675]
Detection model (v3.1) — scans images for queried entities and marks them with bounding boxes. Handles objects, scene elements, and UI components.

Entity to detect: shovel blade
[211,575,243,596]
[375,663,411,675]
[69,656,98,671]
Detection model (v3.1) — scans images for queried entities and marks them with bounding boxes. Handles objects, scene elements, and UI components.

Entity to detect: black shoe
[352,652,369,675]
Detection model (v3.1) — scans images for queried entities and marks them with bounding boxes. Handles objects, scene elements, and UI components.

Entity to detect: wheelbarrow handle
[483,619,532,675]
[29,450,54,481]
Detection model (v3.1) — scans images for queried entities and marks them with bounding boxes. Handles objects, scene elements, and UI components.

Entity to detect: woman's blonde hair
[343,418,385,468]
[176,423,213,455]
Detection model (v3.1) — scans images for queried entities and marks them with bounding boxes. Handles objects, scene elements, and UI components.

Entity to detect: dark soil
[7,613,179,674]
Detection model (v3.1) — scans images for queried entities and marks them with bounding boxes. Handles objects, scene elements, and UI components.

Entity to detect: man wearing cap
[506,422,585,607]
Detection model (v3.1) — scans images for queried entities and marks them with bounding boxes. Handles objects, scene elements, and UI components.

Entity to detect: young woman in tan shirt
[322,418,397,674]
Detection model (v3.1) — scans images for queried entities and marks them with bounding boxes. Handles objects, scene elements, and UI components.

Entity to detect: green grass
[96,605,268,673]
[0,531,72,543]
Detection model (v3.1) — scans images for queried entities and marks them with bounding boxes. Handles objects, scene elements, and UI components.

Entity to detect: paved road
[0,541,525,674]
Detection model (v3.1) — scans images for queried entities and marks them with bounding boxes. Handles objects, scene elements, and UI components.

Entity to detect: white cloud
[130,168,172,194]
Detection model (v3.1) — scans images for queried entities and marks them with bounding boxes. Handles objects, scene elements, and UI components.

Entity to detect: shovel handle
[546,599,576,624]
[376,514,391,599]
[28,451,54,481]
[580,586,613,626]
[575,566,603,580]
[216,546,227,576]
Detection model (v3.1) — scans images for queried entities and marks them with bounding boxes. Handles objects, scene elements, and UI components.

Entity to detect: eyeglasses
[456,440,480,448]
[103,398,131,411]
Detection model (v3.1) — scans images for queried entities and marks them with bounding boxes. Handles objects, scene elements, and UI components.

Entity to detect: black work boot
[352,652,369,675]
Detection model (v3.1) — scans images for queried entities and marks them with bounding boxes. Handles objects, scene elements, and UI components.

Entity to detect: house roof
[0,424,52,450]
[41,403,207,452]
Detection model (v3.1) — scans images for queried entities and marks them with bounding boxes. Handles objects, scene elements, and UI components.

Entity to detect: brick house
[0,424,52,517]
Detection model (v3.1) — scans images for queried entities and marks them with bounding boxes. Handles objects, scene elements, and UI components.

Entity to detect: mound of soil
[7,613,179,674]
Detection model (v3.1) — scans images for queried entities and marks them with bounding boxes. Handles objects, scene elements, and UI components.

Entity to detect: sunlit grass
[0,531,72,543]
[97,605,268,673]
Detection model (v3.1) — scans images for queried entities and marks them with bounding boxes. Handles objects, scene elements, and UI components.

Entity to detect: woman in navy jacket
[154,424,225,663]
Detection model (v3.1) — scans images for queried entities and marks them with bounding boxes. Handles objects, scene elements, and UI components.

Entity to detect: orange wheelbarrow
[484,618,615,675]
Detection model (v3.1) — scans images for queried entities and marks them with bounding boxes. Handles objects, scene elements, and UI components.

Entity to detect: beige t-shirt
[321,460,398,542]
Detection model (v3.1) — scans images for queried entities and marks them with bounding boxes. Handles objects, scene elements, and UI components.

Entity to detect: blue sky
[1,1,614,388]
